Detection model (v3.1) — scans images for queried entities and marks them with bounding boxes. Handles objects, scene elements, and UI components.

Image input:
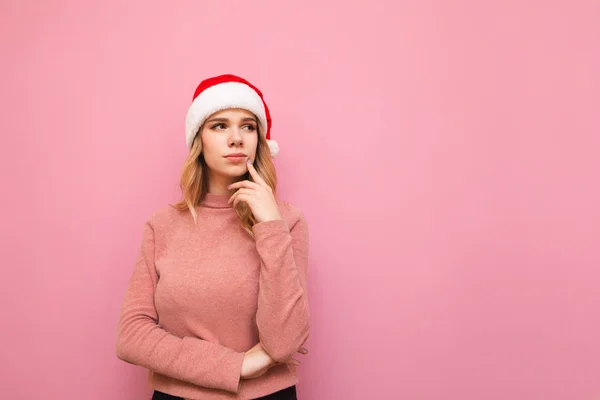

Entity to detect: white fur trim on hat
[185,81,271,152]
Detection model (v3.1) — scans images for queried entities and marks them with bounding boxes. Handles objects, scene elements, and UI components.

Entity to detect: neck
[207,171,248,194]
[207,173,235,194]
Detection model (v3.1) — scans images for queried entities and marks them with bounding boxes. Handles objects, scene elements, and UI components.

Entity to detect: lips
[224,153,247,163]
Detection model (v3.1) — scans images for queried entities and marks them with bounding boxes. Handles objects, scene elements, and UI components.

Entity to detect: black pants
[152,385,297,400]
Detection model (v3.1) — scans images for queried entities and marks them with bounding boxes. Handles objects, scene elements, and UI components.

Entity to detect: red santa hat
[185,74,279,157]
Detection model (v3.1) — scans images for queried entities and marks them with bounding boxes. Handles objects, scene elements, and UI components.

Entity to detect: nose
[228,127,243,147]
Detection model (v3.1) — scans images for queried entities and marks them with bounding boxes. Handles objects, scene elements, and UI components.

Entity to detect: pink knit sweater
[116,193,310,400]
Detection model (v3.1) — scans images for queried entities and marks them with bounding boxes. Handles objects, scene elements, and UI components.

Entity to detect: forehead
[207,108,256,120]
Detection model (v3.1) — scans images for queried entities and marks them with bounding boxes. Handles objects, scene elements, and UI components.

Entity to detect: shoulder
[145,203,190,232]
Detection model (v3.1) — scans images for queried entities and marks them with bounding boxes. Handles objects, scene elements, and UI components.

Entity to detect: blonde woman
[116,74,310,400]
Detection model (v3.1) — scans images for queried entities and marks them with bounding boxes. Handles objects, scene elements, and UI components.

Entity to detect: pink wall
[1,0,599,398]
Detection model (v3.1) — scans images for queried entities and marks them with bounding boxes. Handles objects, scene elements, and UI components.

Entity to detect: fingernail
[247,159,252,164]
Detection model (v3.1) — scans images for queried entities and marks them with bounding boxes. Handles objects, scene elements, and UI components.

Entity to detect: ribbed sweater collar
[200,193,233,209]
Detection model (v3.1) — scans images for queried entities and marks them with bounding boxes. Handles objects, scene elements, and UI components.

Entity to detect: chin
[219,164,248,178]
[205,158,249,178]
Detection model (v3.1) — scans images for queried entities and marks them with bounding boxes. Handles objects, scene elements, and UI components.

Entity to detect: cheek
[201,133,223,158]
[249,135,259,153]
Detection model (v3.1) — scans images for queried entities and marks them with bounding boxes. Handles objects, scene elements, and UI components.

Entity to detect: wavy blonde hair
[172,124,278,237]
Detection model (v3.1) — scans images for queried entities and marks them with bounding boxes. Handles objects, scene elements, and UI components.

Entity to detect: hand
[241,343,309,380]
[273,346,309,367]
[240,343,275,379]
[248,342,308,366]
[227,160,282,223]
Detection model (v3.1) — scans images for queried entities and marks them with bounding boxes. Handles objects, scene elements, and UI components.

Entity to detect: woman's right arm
[116,217,245,394]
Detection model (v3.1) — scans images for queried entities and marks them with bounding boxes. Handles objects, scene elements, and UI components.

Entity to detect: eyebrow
[206,117,257,123]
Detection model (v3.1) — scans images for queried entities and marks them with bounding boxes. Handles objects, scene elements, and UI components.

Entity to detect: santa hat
[185,74,279,157]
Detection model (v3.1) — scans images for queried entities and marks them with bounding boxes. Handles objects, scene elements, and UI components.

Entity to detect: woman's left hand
[227,160,282,223]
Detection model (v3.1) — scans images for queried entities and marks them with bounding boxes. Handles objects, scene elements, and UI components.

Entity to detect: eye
[242,124,257,131]
[210,123,226,130]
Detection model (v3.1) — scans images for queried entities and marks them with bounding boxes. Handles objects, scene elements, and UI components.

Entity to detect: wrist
[258,215,283,223]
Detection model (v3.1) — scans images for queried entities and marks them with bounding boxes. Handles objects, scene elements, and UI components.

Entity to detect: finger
[287,358,301,366]
[228,180,261,191]
[228,190,240,205]
[233,193,252,208]
[297,347,309,355]
[246,160,267,186]
[228,188,254,204]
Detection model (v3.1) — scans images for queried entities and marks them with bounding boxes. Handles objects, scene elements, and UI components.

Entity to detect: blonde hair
[172,124,278,237]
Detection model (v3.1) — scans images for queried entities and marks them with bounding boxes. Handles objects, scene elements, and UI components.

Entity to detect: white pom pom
[267,139,280,158]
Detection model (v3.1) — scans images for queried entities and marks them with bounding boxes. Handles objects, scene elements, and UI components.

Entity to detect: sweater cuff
[220,351,245,393]
[252,219,289,237]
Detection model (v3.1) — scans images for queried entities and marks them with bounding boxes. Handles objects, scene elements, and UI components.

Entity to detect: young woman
[116,74,310,400]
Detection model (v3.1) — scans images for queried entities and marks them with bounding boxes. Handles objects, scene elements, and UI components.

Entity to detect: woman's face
[200,108,259,182]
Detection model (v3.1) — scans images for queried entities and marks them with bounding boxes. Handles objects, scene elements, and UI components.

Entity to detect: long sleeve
[115,217,245,394]
[252,211,310,363]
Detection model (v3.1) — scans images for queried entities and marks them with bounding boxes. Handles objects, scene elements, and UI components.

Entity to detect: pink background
[1,0,599,399]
